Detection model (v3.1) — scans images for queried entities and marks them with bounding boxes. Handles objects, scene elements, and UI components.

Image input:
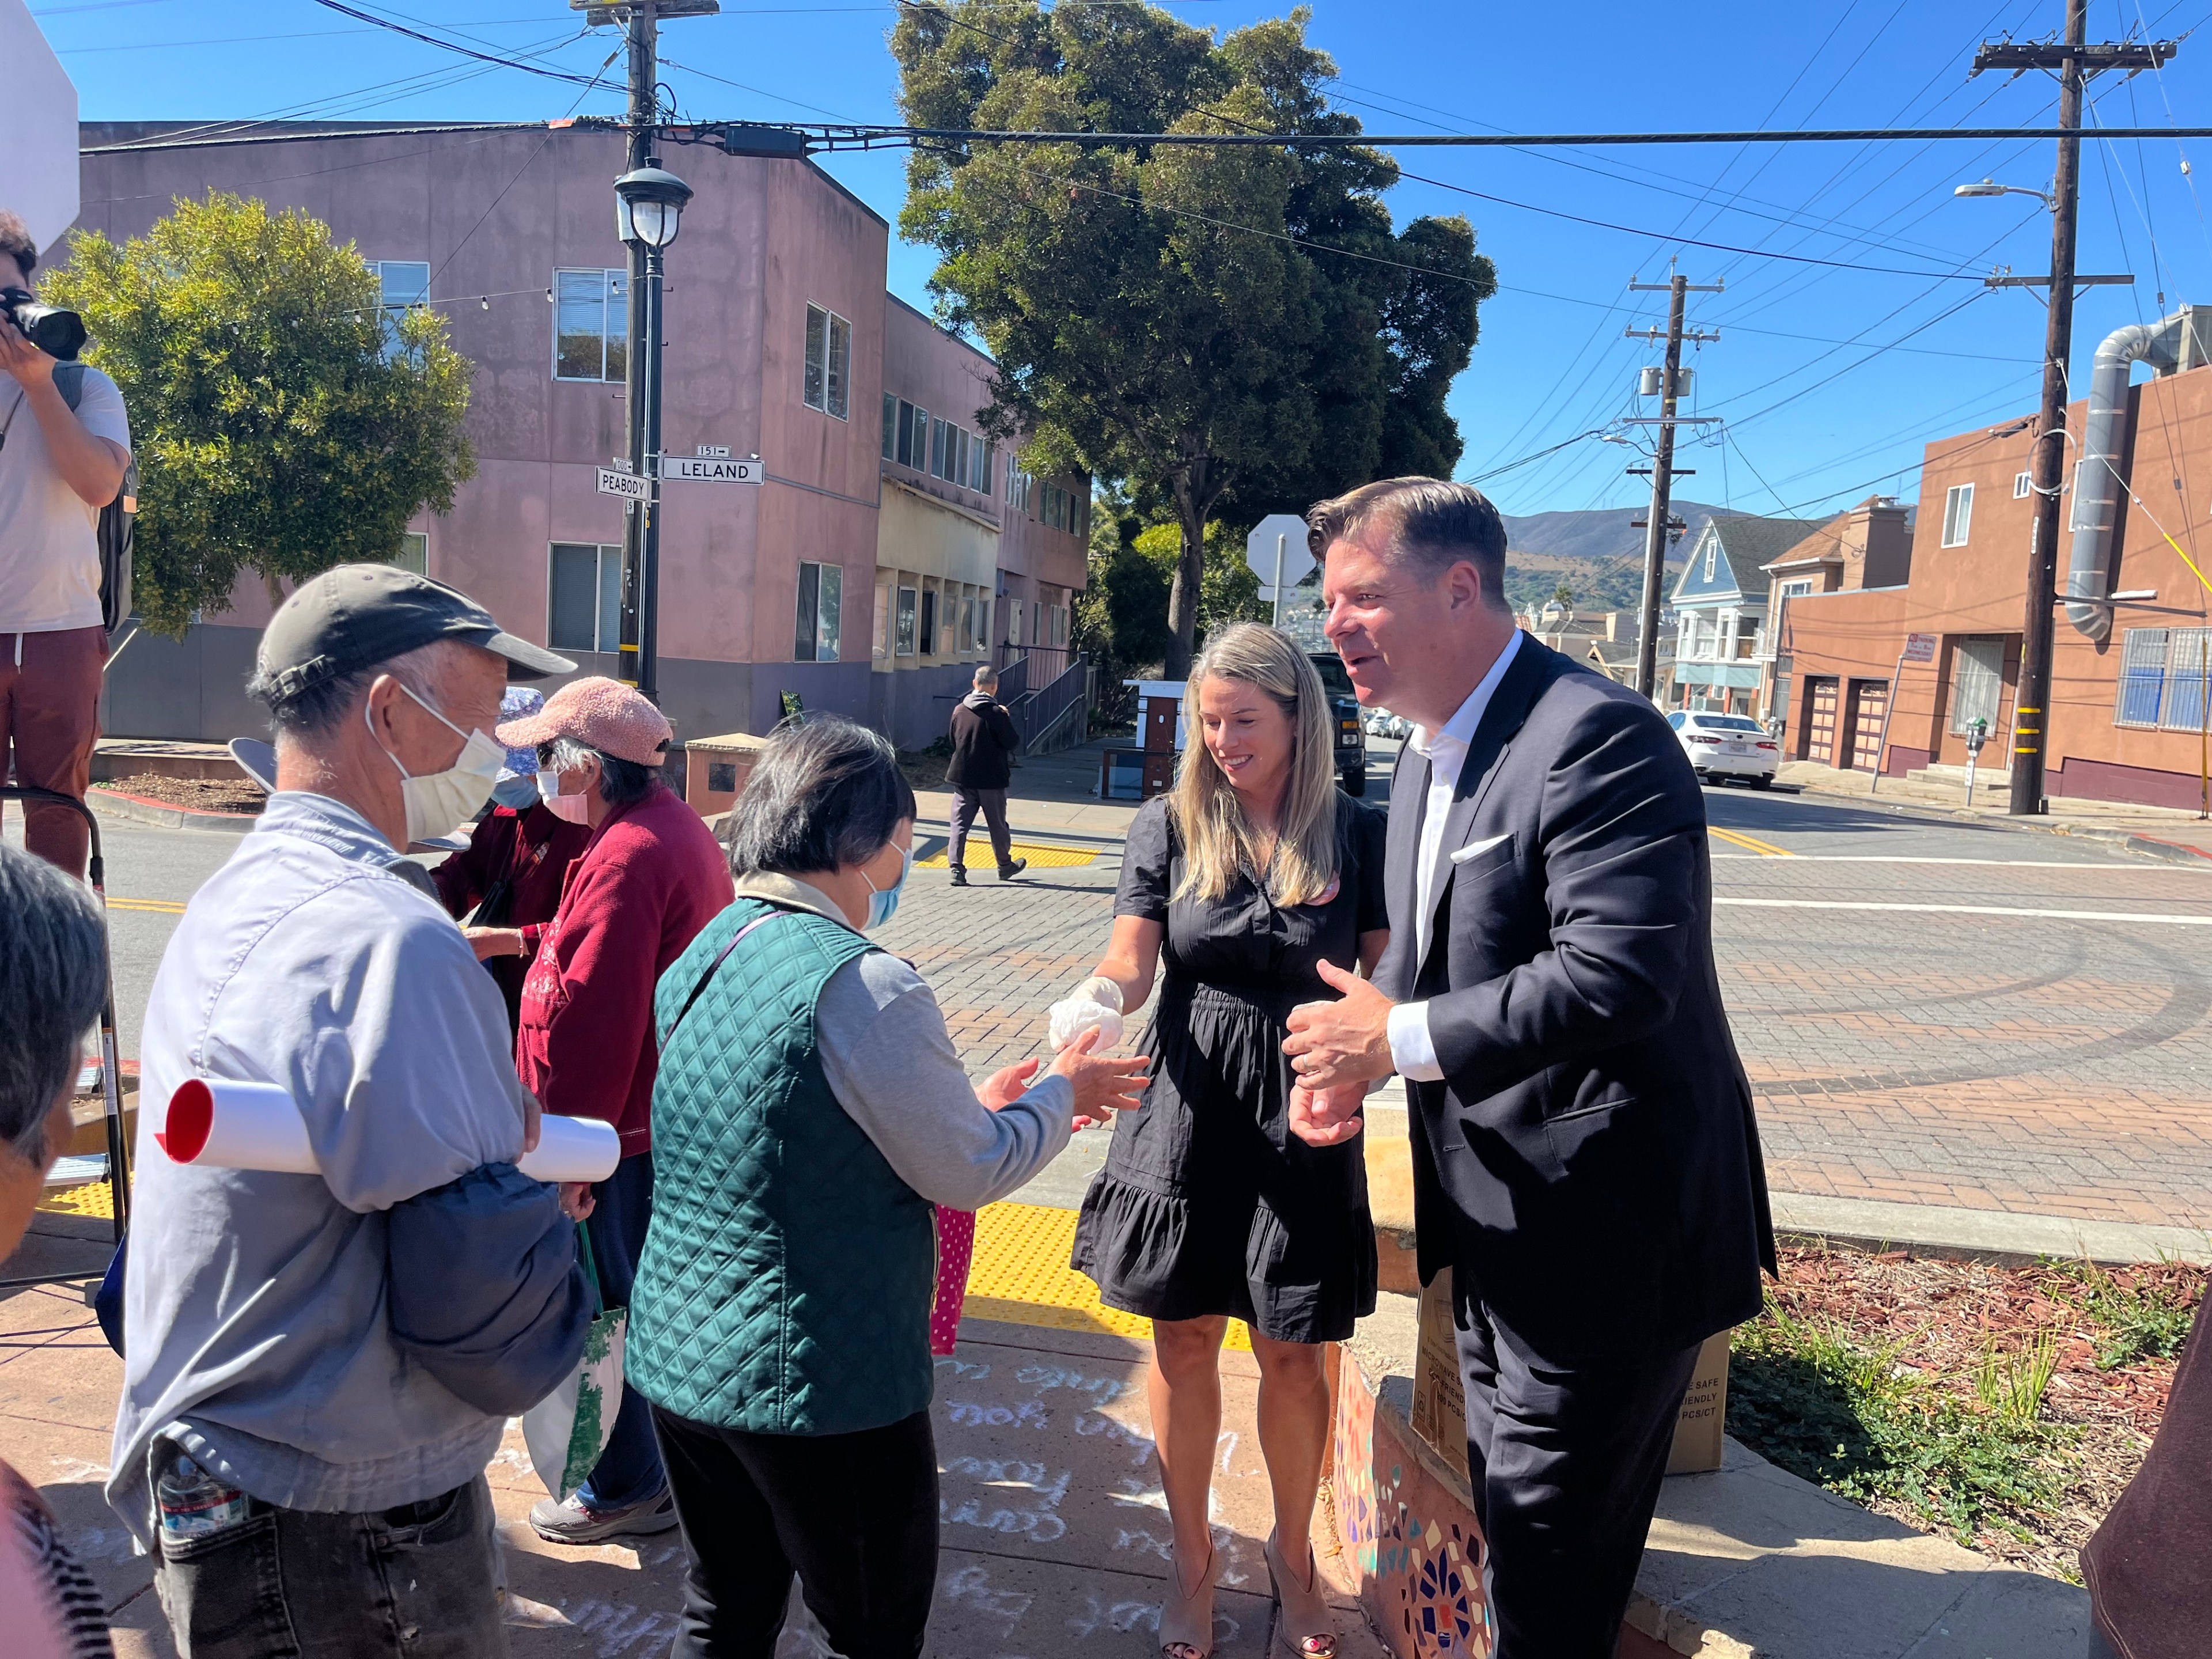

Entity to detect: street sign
[597,467,649,501]
[1245,514,1316,624]
[1903,631,1940,664]
[695,444,730,459]
[665,455,763,484]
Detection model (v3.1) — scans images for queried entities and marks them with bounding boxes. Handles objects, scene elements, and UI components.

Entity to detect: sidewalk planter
[1331,1337,1493,1656]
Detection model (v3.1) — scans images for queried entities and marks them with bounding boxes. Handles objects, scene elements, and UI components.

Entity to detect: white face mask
[366,683,506,844]
[535,767,594,825]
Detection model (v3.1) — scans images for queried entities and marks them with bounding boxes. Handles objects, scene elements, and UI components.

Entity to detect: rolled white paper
[160,1077,620,1185]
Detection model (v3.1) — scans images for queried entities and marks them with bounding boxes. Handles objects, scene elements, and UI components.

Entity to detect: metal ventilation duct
[2065,306,2212,642]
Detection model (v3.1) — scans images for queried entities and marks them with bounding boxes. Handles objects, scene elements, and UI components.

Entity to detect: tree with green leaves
[894,1,1492,677]
[43,192,476,635]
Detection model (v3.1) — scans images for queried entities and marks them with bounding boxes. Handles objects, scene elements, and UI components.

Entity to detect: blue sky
[35,0,2212,521]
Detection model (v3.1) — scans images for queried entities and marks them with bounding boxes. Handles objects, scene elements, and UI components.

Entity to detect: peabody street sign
[596,467,649,502]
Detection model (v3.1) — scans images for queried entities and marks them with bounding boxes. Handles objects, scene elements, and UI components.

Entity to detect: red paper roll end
[164,1079,215,1163]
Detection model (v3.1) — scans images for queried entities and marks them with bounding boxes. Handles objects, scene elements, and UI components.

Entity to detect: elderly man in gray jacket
[111,566,594,1659]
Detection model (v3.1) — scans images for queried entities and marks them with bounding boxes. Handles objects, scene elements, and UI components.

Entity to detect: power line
[304,0,605,87]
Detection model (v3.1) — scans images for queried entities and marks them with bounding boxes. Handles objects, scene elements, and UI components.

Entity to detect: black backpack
[54,363,137,632]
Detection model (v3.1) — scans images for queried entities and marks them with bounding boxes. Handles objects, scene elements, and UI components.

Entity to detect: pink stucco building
[74,120,1089,748]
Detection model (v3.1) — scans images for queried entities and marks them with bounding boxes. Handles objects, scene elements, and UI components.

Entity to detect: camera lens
[0,290,88,361]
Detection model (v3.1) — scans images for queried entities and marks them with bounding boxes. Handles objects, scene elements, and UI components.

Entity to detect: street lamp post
[613,162,692,702]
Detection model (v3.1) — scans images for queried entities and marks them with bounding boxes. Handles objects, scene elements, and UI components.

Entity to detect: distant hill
[1501,499,1745,612]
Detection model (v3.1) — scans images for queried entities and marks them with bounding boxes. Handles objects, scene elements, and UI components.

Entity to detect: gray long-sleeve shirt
[729,874,1074,1207]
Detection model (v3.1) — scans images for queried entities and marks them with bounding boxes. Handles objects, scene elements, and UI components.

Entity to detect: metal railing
[1005,649,1091,755]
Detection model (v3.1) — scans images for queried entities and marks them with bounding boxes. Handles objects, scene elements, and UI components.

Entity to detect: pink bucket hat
[496,676,673,766]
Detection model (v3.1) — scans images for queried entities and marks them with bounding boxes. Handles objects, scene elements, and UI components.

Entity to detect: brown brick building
[1776,321,2212,809]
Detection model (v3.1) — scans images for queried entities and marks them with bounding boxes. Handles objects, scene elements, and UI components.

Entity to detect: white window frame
[793,560,842,663]
[389,531,429,577]
[895,585,918,657]
[1941,483,1975,548]
[368,260,429,358]
[552,268,627,383]
[547,541,624,653]
[803,304,850,419]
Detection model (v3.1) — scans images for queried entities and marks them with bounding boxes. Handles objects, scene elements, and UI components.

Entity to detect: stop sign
[1,0,81,258]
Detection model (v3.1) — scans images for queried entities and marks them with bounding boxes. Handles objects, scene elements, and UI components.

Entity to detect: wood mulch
[1766,1240,2200,1580]
[99,772,264,815]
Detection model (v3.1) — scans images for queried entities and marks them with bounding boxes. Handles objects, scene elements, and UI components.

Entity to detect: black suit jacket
[1380,635,1776,1365]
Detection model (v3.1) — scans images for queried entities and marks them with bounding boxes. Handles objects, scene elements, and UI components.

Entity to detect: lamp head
[615,165,694,249]
[1954,179,2009,198]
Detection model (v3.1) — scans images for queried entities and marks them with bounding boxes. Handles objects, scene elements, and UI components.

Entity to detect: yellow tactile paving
[963,1200,1251,1351]
[37,1178,115,1220]
[915,840,1097,870]
[106,897,187,914]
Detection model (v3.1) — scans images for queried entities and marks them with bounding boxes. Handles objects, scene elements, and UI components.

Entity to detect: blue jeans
[578,1149,665,1510]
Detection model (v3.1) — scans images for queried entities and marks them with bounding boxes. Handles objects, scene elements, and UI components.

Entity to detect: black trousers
[948,786,1013,872]
[652,1406,938,1659]
[1453,1278,1702,1659]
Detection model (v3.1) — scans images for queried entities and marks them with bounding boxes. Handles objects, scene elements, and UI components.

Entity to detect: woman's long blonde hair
[1171,622,1340,907]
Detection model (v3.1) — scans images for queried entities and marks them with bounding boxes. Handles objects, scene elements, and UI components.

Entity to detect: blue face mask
[491,771,540,812]
[863,843,912,930]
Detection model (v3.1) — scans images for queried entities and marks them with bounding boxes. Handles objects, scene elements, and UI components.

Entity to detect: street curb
[86,787,259,835]
[1788,781,2212,866]
[1771,1190,2212,1267]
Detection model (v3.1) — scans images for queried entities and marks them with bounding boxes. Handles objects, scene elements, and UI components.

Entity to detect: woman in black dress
[1060,622,1387,1659]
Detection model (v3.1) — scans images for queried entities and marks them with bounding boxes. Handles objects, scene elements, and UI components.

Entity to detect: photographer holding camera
[0,209,130,878]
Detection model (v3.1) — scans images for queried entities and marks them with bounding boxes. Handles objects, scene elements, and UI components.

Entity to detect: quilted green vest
[628,898,937,1435]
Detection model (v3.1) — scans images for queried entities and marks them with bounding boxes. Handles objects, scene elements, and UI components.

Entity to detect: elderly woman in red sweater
[467,676,733,1544]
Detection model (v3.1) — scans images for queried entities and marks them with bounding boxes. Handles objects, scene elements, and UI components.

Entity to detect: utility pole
[577,0,717,700]
[1972,7,2175,814]
[1626,271,1721,700]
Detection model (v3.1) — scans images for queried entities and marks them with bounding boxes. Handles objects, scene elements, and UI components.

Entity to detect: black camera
[0,288,88,361]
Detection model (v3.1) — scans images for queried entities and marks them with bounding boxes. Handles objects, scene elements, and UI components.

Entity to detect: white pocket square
[1450,832,1511,865]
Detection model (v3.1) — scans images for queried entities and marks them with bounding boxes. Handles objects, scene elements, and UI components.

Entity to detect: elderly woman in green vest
[628,716,1149,1659]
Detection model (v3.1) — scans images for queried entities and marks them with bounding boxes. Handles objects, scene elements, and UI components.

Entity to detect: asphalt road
[13,774,2211,1228]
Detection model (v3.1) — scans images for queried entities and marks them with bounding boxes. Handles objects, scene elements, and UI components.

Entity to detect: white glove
[1048,975,1126,1051]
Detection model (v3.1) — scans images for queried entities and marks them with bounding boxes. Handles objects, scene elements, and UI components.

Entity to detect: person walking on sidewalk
[1056,622,1388,1659]
[631,717,1147,1657]
[111,566,594,1659]
[0,210,132,877]
[1283,479,1774,1659]
[945,664,1027,885]
[468,676,733,1545]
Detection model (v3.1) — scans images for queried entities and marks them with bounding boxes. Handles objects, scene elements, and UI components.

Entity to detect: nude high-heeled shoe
[1266,1530,1338,1658]
[1158,1541,1218,1658]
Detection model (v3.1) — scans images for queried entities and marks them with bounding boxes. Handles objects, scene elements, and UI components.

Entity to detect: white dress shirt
[1386,629,1524,1082]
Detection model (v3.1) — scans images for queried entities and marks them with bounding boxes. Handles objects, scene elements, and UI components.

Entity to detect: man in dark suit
[945,665,1027,887]
[1283,477,1774,1659]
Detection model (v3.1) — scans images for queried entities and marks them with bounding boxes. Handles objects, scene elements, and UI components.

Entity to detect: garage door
[1806,678,1838,764]
[1850,679,1889,772]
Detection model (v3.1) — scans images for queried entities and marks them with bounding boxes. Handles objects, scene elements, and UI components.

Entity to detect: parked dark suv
[1309,651,1369,797]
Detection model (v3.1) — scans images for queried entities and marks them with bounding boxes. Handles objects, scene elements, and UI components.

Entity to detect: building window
[368,260,429,357]
[1948,635,2005,734]
[1702,537,1717,582]
[548,541,623,652]
[1941,483,1975,548]
[389,531,429,576]
[919,588,938,656]
[896,402,921,468]
[803,305,850,419]
[793,560,842,663]
[2014,471,2033,499]
[895,586,918,656]
[554,269,627,383]
[2116,626,2212,730]
[881,393,896,460]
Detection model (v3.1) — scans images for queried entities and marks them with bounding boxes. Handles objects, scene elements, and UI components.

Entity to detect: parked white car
[1668,710,1780,787]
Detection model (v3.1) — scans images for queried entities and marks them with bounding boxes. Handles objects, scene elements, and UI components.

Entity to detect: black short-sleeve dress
[1070,790,1386,1343]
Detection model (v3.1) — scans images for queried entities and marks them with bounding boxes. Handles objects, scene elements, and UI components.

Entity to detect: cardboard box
[1407,1277,1734,1481]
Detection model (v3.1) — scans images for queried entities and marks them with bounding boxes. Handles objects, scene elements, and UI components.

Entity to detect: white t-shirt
[0,366,132,633]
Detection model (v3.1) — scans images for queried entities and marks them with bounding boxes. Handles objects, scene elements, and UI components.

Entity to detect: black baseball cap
[257,563,575,703]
